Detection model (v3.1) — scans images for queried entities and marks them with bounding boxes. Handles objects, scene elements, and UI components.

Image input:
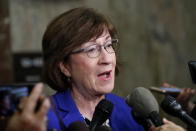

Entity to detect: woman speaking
[42,7,143,131]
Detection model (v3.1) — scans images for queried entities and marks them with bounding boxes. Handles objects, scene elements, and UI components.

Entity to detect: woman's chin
[96,86,114,95]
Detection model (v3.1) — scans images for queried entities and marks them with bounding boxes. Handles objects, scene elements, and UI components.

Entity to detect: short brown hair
[42,7,118,91]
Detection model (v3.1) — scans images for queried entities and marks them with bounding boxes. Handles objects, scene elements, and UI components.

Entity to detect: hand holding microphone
[161,95,196,128]
[161,83,195,114]
[150,118,186,131]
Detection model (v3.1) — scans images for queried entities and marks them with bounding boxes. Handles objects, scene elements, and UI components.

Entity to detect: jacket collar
[52,90,110,127]
[54,90,77,112]
[54,90,109,112]
[52,90,85,127]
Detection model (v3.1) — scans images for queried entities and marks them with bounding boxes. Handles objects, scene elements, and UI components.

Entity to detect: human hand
[149,118,186,131]
[162,83,195,114]
[6,83,50,131]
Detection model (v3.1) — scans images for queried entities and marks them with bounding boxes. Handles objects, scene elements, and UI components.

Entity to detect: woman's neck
[70,87,105,121]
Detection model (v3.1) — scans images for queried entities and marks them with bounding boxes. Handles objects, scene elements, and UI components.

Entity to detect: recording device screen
[149,87,181,96]
[0,84,34,117]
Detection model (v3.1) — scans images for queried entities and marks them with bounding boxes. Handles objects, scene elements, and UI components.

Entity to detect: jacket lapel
[52,90,85,127]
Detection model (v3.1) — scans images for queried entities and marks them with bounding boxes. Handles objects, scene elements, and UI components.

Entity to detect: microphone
[67,121,89,131]
[161,95,196,128]
[89,99,113,131]
[126,87,163,130]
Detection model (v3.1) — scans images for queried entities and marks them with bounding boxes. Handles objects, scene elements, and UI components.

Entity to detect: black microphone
[94,125,112,131]
[161,95,196,128]
[126,87,163,130]
[89,99,113,131]
[67,121,90,131]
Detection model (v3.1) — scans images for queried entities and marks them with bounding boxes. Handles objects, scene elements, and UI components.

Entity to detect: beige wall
[9,0,196,92]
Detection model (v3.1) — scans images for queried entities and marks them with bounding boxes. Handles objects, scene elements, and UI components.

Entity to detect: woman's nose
[98,47,113,65]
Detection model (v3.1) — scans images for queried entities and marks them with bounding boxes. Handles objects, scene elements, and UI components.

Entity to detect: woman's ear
[59,61,71,77]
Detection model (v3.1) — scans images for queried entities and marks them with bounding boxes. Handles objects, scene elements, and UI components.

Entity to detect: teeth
[106,72,110,77]
[98,71,111,77]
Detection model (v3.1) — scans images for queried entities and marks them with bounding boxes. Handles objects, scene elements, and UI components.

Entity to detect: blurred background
[0,0,196,128]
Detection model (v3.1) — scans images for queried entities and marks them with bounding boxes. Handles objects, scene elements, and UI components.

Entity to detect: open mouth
[98,70,112,79]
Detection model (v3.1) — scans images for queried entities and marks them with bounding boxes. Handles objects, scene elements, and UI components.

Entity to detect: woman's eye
[87,47,96,52]
[106,43,113,48]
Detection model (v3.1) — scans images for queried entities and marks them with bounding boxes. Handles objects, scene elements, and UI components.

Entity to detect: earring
[67,77,71,82]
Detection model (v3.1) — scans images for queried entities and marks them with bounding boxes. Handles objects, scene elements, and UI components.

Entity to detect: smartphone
[188,61,196,84]
[149,86,182,96]
[0,83,35,116]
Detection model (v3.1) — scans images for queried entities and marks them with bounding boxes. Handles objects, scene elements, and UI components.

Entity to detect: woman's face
[61,30,116,96]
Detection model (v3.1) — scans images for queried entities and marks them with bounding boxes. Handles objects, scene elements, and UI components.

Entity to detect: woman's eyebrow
[88,34,111,43]
[105,35,111,40]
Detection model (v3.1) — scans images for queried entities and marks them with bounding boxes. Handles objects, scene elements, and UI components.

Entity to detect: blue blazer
[47,90,143,131]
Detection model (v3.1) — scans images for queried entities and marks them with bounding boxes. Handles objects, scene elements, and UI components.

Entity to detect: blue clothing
[47,90,143,131]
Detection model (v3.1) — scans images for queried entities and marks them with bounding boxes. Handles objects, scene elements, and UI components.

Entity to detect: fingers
[18,97,28,111]
[21,82,50,121]
[162,118,174,125]
[177,88,195,102]
[156,118,186,131]
[162,83,177,88]
[36,98,50,121]
[23,83,44,114]
[186,88,195,99]
[6,83,50,131]
[176,88,195,113]
[148,125,156,131]
[162,83,170,87]
[162,83,195,108]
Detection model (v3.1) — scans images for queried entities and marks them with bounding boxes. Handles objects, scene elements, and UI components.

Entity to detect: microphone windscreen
[67,121,89,131]
[126,87,159,117]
